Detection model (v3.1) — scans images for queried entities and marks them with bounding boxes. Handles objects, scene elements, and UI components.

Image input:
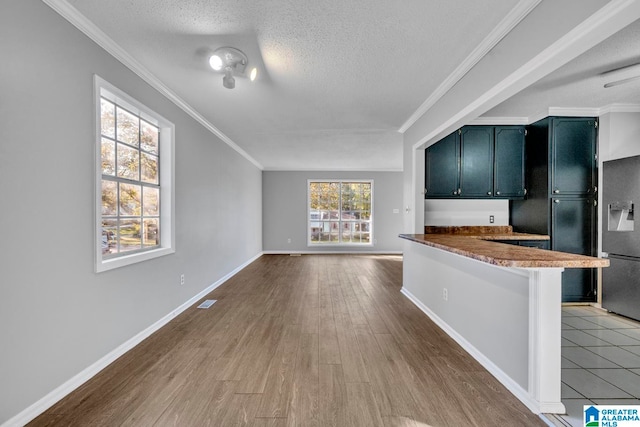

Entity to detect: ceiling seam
[41,0,264,170]
[398,0,542,134]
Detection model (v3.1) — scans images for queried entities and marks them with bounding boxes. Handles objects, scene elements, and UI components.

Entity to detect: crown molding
[547,107,601,117]
[599,103,640,114]
[262,167,403,172]
[398,0,542,133]
[468,116,529,125]
[42,0,263,170]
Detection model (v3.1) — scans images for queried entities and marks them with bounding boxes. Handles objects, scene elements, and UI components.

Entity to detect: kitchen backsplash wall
[424,199,509,226]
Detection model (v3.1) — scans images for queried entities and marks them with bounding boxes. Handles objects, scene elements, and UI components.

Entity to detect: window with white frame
[308,180,373,245]
[95,76,174,272]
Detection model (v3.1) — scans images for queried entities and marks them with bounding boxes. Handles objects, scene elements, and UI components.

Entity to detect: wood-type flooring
[30,254,546,426]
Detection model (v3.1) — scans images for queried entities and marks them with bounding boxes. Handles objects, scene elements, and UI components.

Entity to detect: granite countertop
[401,227,608,268]
[423,225,549,240]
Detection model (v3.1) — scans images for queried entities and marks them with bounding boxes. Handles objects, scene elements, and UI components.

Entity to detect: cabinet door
[425,131,460,198]
[551,197,597,302]
[494,126,525,198]
[551,118,597,196]
[460,127,493,198]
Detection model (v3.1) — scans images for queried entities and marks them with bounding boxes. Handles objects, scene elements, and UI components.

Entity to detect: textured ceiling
[65,0,520,170]
[59,0,637,170]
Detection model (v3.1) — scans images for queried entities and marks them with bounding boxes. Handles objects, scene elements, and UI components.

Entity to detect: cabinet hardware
[554,199,560,203]
[487,191,492,195]
[594,200,597,207]
[496,191,501,195]
[553,189,560,194]
[524,188,527,196]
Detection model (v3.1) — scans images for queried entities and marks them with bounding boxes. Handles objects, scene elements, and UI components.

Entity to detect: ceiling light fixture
[602,62,640,88]
[208,47,257,89]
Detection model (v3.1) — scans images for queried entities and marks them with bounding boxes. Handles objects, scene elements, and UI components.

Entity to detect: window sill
[96,247,174,273]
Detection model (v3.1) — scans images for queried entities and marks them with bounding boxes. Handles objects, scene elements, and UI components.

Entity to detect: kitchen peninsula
[400,227,608,415]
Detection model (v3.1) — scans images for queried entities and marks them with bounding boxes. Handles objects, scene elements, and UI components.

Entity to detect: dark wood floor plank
[28,254,545,427]
[345,382,386,427]
[319,279,342,365]
[287,332,319,426]
[254,324,302,418]
[319,363,347,427]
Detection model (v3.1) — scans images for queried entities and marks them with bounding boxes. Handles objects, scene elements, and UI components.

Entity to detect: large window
[95,76,175,272]
[308,180,373,245]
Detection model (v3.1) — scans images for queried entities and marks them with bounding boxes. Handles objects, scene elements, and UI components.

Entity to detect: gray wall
[0,1,262,423]
[263,171,403,252]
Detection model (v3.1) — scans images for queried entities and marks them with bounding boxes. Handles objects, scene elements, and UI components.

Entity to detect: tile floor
[549,305,640,426]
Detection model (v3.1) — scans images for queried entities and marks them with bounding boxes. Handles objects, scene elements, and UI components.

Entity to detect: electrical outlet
[180,274,185,285]
[489,215,495,223]
[443,288,448,301]
[287,238,291,244]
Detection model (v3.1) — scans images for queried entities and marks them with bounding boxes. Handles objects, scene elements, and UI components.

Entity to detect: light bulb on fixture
[209,54,223,71]
[208,47,256,89]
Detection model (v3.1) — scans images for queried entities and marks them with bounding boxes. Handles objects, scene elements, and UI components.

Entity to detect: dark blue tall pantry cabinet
[510,117,598,302]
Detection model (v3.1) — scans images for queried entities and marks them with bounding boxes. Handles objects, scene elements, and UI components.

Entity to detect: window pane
[143,218,159,247]
[342,222,354,243]
[143,186,159,216]
[119,183,141,216]
[140,120,158,154]
[141,152,158,184]
[116,107,139,146]
[101,138,115,176]
[101,219,117,255]
[102,180,117,215]
[102,179,118,216]
[117,142,140,180]
[119,219,141,252]
[100,99,115,138]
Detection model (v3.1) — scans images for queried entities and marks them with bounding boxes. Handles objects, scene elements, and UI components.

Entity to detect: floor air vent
[197,299,217,309]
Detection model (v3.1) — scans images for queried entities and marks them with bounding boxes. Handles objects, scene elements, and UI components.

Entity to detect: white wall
[263,171,403,252]
[0,1,262,423]
[424,199,510,226]
[600,111,640,161]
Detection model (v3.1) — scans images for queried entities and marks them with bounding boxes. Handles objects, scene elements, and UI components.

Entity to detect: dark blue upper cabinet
[550,118,597,196]
[494,126,526,198]
[425,131,460,197]
[425,125,525,199]
[460,127,494,197]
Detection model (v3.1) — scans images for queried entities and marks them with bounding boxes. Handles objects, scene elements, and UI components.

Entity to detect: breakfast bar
[400,227,608,415]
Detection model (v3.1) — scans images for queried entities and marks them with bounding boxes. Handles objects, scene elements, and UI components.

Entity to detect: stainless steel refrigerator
[602,155,640,322]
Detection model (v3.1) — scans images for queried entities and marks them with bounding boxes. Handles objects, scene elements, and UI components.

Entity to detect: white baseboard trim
[1,252,263,427]
[400,286,542,415]
[263,250,403,255]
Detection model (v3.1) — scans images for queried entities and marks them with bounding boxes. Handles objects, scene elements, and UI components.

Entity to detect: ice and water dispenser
[608,201,634,232]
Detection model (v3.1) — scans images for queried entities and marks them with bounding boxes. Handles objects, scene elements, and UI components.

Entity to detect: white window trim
[94,75,175,272]
[307,179,374,247]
